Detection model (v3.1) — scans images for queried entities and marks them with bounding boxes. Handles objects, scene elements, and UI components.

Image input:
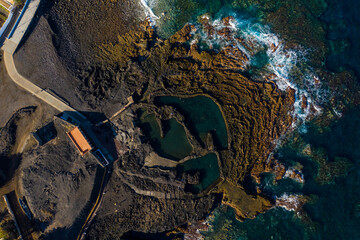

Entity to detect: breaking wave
[191,14,328,126]
[276,193,303,211]
[139,0,159,23]
[138,2,329,126]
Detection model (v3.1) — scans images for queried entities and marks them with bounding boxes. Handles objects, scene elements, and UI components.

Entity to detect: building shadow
[60,111,119,162]
[0,153,21,188]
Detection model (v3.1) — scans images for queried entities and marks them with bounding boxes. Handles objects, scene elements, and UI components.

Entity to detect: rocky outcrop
[251,156,304,184]
[94,17,296,223]
[276,194,310,212]
[85,146,220,239]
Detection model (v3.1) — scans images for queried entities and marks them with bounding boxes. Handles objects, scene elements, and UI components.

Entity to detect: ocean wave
[275,193,306,212]
[191,14,328,126]
[139,0,159,23]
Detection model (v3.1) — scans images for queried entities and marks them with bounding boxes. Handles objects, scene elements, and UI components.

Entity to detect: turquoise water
[177,153,220,193]
[155,96,228,149]
[150,0,255,38]
[138,110,193,160]
[204,205,311,240]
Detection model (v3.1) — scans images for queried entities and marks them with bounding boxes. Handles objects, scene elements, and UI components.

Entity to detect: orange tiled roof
[67,127,92,155]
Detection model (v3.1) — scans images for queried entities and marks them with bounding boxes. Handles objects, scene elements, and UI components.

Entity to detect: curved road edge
[3,51,87,121]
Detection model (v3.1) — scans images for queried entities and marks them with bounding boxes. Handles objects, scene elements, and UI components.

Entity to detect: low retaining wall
[3,194,24,240]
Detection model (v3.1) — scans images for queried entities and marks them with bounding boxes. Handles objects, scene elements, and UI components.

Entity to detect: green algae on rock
[98,18,297,218]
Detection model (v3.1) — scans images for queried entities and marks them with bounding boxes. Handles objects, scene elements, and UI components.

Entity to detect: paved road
[0,9,19,46]
[3,50,87,121]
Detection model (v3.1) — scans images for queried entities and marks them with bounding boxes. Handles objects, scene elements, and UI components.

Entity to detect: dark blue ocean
[140,0,360,238]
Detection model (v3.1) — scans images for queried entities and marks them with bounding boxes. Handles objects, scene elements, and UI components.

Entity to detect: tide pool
[178,153,220,193]
[138,110,193,160]
[155,95,228,150]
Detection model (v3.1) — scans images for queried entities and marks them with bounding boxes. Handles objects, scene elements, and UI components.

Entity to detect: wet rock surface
[85,146,220,239]
[7,0,355,238]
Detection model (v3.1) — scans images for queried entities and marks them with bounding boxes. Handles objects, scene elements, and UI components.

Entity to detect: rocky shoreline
[1,0,359,239]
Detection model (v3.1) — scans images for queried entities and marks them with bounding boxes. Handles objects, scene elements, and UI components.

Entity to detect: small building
[33,122,57,146]
[67,127,92,155]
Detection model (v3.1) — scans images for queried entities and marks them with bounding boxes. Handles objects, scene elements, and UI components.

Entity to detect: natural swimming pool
[155,95,228,150]
[138,109,193,160]
[178,153,220,193]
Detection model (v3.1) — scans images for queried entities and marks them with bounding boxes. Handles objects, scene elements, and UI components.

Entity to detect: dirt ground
[19,118,99,238]
[0,55,58,190]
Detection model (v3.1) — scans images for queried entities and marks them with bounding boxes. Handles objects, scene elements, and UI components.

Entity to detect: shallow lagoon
[178,153,220,193]
[138,110,193,160]
[155,95,228,149]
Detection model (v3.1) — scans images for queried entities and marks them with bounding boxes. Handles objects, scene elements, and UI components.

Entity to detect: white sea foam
[139,0,159,23]
[276,193,303,212]
[284,168,305,183]
[333,108,343,117]
[194,15,327,126]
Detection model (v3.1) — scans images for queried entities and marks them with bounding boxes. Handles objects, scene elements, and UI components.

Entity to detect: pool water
[178,153,220,193]
[138,110,193,160]
[155,95,228,150]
